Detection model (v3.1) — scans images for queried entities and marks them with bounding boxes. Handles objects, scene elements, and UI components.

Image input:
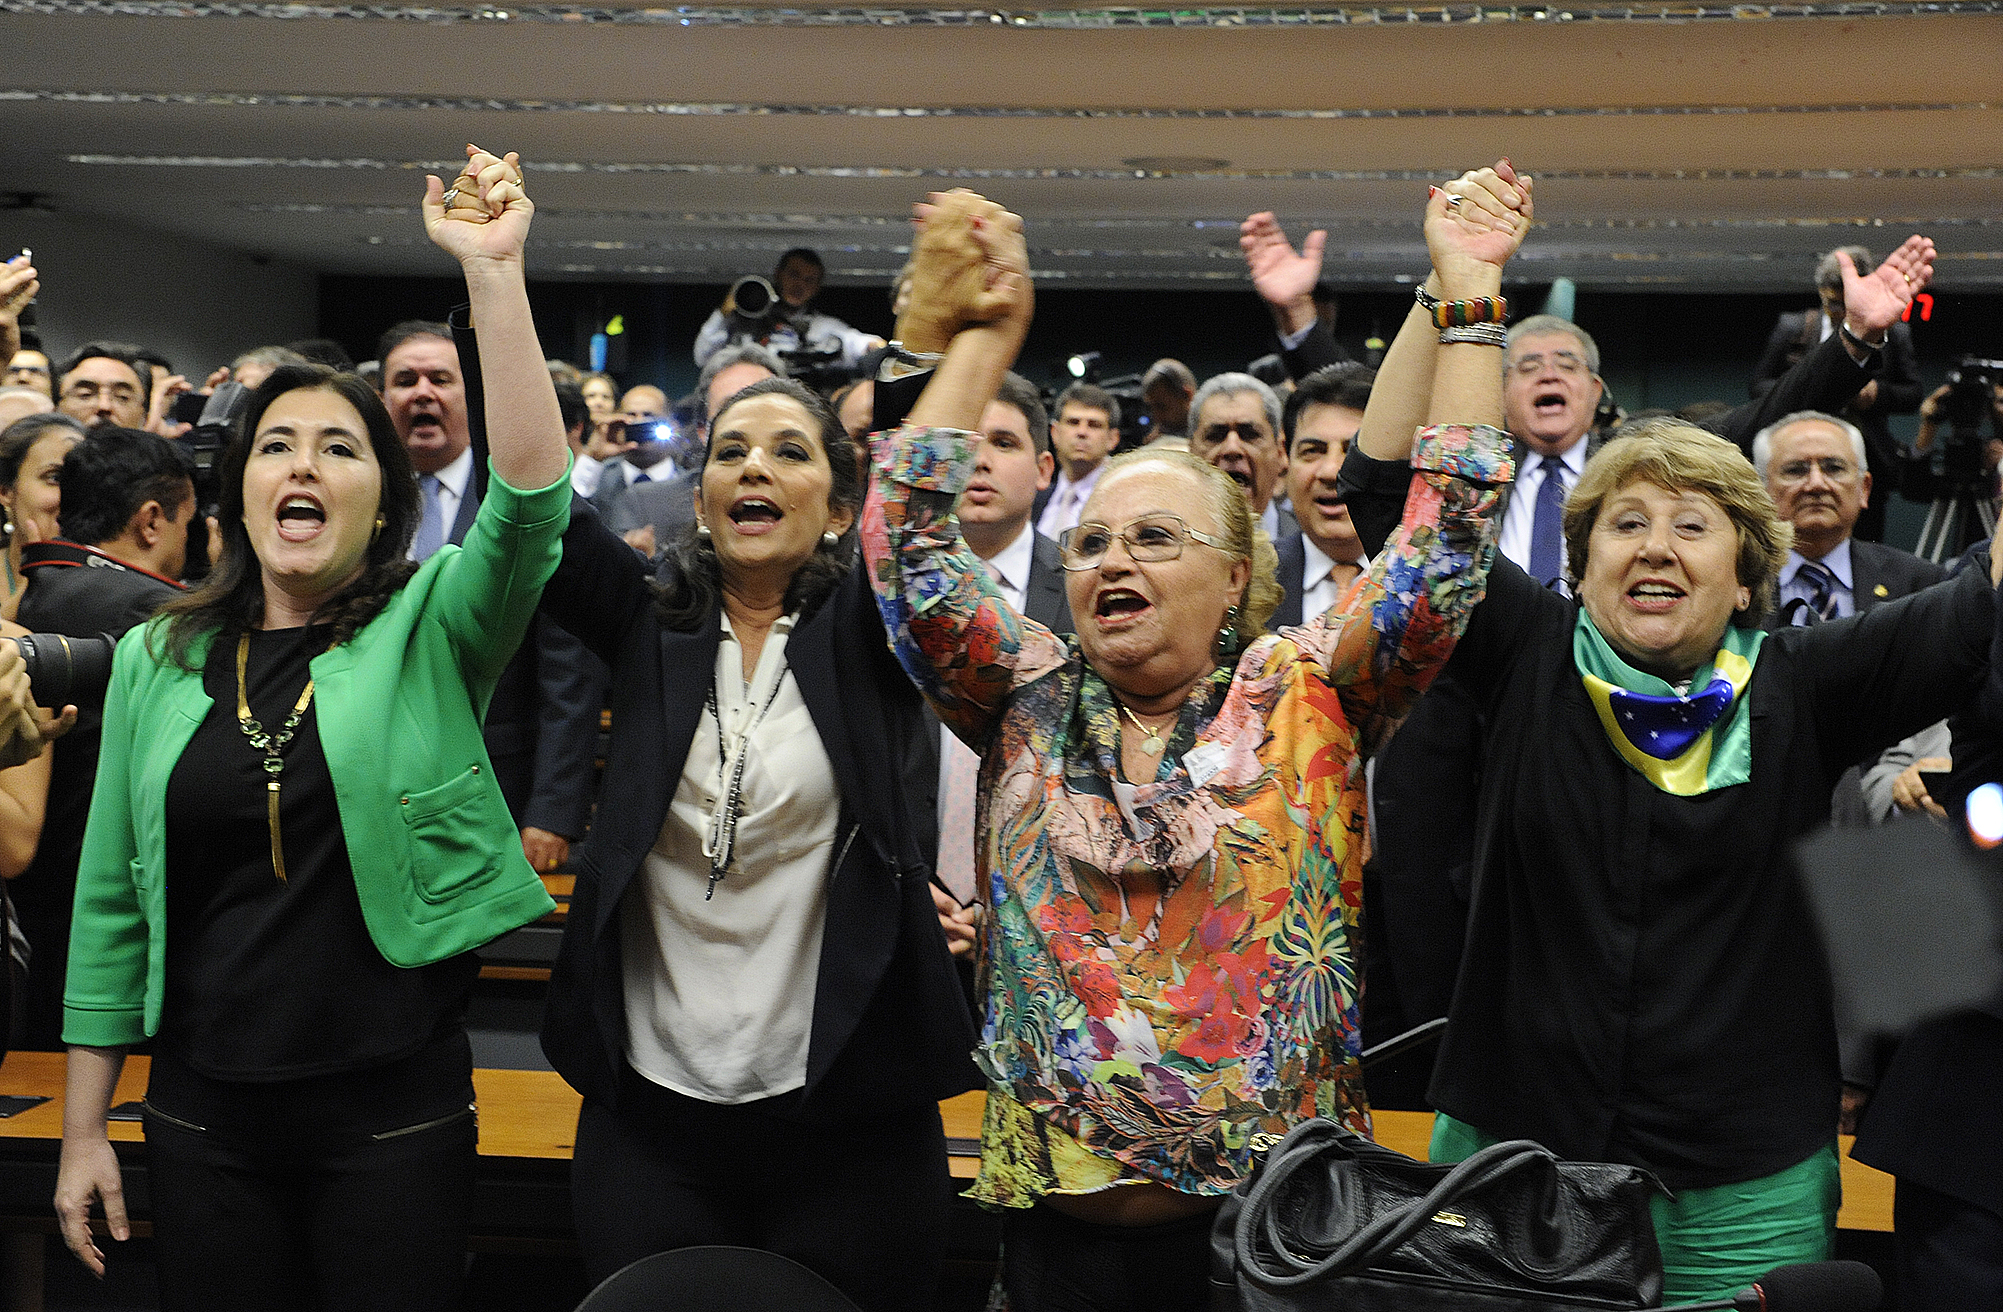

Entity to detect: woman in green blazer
[52,145,570,1312]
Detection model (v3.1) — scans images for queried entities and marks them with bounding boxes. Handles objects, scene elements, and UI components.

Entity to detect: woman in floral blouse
[868,170,1528,1311]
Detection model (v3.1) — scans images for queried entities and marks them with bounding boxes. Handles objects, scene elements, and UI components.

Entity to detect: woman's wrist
[1435,263,1504,302]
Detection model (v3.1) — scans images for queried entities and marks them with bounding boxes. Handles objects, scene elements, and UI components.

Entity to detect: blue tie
[1796,560,1839,624]
[412,474,444,561]
[1528,457,1568,587]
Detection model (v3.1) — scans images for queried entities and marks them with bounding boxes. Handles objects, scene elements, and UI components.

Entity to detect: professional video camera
[6,631,116,708]
[166,380,252,582]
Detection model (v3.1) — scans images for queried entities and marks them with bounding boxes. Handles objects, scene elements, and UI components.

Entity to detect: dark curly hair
[154,364,421,669]
[653,376,861,632]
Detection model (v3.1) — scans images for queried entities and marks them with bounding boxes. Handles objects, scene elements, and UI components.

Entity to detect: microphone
[1658,1261,1883,1312]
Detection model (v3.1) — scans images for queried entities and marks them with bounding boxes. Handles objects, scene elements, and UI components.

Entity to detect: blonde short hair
[1095,448,1282,650]
[1563,419,1792,625]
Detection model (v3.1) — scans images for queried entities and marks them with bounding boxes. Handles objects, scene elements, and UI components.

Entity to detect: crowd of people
[0,146,1996,1312]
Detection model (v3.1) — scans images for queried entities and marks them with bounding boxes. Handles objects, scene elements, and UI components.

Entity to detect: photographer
[1902,359,2003,557]
[12,428,193,1048]
[690,247,884,374]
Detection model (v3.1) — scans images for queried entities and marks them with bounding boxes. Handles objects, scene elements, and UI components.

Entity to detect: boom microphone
[1658,1260,1883,1312]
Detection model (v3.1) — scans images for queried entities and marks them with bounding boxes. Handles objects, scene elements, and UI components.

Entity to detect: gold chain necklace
[235,632,317,882]
[1119,701,1173,756]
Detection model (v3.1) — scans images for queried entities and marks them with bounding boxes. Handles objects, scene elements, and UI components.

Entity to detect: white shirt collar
[981,522,1037,604]
[430,444,474,500]
[1053,461,1104,502]
[1300,535,1368,592]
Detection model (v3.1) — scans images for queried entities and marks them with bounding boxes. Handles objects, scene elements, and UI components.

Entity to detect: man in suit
[1754,409,1943,627]
[1031,382,1121,538]
[1139,359,1196,446]
[1751,245,1922,544]
[916,372,1073,910]
[1189,371,1296,542]
[381,321,603,874]
[1271,364,1373,628]
[14,426,194,1047]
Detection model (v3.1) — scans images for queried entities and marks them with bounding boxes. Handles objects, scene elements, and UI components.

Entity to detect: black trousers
[141,1038,477,1312]
[1894,1179,2003,1309]
[1000,1202,1217,1312]
[570,1064,951,1312]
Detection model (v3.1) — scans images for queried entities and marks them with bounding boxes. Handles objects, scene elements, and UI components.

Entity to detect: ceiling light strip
[5,0,2001,24]
[243,201,2003,230]
[7,88,1995,118]
[68,154,2003,182]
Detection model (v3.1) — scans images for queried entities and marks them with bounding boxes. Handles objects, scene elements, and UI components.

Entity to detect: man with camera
[12,427,194,1048]
[691,247,884,374]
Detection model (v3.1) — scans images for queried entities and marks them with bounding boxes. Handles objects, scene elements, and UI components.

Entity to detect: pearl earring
[696,524,712,540]
[822,530,839,548]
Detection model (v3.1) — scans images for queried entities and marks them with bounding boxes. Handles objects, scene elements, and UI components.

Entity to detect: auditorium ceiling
[0,1,1998,292]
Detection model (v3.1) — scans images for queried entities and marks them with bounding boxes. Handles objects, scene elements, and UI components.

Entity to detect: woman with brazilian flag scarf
[1345,408,2003,1302]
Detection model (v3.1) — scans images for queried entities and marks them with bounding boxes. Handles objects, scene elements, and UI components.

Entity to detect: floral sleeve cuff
[1411,423,1516,486]
[873,424,980,496]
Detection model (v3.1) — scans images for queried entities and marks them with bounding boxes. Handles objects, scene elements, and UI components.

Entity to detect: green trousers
[1429,1114,1839,1305]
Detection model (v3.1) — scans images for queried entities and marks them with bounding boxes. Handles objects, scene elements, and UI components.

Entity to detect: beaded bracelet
[1430,295,1508,330]
[1438,322,1509,348]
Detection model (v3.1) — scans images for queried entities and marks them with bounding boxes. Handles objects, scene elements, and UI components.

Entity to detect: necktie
[632,468,652,485]
[412,474,445,561]
[1528,458,1568,587]
[1797,560,1839,624]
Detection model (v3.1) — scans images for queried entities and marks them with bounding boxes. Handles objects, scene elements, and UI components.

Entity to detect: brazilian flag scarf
[1573,611,1764,796]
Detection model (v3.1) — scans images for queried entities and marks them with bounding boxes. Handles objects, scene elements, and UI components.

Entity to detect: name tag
[1183,741,1228,789]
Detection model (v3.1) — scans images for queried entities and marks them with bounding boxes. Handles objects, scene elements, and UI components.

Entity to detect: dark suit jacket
[13,542,183,1047]
[449,477,604,841]
[1271,532,1360,630]
[1752,312,1920,472]
[538,501,978,1120]
[1279,317,1351,382]
[608,469,699,546]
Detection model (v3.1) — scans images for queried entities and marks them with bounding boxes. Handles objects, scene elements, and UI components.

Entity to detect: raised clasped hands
[1427,159,1534,295]
[423,143,533,266]
[1838,235,1935,340]
[900,189,1032,351]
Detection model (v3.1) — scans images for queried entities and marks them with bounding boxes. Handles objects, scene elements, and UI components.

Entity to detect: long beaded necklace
[234,632,317,883]
[699,670,785,901]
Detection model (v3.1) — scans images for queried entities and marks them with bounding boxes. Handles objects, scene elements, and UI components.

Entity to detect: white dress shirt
[1298,536,1371,624]
[570,453,604,498]
[979,523,1034,610]
[1497,441,1590,575]
[408,445,474,560]
[623,613,836,1104]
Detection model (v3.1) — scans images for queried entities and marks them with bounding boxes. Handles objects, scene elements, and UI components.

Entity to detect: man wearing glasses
[54,342,151,431]
[1186,371,1295,542]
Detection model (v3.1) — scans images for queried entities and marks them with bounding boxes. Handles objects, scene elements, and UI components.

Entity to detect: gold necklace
[1119,701,1171,756]
[235,632,317,883]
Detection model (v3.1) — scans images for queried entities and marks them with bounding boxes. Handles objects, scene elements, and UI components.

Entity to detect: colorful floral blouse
[862,424,1514,1206]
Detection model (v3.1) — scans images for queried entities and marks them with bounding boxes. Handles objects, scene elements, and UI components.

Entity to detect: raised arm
[864,191,1063,746]
[422,145,569,494]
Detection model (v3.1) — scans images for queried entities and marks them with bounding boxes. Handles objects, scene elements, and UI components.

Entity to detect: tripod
[1916,483,1998,565]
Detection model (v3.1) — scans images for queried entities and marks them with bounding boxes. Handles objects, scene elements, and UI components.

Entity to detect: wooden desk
[0,1055,1896,1234]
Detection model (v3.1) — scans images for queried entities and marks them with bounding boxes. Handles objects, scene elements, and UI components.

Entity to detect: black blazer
[1271,533,1308,629]
[537,502,979,1119]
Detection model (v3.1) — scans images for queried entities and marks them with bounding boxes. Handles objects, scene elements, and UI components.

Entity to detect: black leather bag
[1211,1119,1665,1311]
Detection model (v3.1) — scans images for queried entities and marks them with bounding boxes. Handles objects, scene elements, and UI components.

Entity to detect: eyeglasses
[60,380,141,405]
[4,363,48,379]
[1508,351,1590,378]
[1773,457,1859,484]
[1057,513,1233,572]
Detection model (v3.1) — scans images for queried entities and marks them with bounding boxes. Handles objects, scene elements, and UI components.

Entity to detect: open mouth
[728,497,781,525]
[1627,580,1685,613]
[1532,389,1569,418]
[1094,588,1152,622]
[276,495,325,543]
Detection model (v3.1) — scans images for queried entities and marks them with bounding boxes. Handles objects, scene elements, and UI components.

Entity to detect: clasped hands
[893,189,1031,357]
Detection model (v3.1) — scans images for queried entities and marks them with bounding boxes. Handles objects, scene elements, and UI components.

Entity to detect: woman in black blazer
[536,373,976,1312]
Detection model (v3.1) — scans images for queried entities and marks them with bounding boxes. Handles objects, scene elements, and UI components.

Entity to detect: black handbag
[1211,1118,1666,1311]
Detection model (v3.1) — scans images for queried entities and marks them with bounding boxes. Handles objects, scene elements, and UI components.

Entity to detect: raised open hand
[1839,235,1935,339]
[1426,160,1533,293]
[0,257,36,363]
[423,144,533,266]
[1239,212,1325,330]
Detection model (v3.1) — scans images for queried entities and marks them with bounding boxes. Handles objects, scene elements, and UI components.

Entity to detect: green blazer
[63,467,569,1048]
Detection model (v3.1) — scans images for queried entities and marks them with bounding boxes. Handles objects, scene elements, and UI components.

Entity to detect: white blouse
[621,613,839,1104]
